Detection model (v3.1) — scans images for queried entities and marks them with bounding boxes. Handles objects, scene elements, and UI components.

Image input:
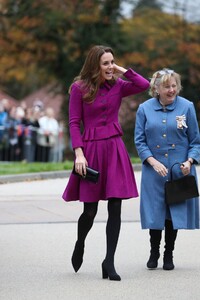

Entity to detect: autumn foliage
[1,0,200,153]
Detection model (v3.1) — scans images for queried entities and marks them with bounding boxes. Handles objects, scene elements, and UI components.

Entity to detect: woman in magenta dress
[62,45,149,280]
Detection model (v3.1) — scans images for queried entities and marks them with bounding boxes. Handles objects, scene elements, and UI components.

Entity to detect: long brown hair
[69,45,116,102]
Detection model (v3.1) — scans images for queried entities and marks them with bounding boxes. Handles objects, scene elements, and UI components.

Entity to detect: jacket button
[162,119,166,123]
[163,134,167,138]
[156,145,160,148]
[172,144,175,148]
[165,153,168,157]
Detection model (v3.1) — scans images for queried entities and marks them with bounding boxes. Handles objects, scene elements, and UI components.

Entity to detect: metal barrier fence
[0,125,65,162]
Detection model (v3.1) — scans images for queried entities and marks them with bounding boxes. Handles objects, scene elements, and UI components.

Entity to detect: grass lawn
[0,161,74,175]
[0,157,141,175]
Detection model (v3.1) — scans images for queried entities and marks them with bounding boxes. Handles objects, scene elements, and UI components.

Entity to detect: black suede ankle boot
[71,241,84,272]
[102,260,121,281]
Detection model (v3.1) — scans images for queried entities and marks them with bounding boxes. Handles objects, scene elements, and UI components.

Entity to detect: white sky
[121,0,200,23]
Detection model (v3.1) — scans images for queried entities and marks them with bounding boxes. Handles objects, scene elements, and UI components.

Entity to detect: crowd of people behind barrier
[0,98,66,162]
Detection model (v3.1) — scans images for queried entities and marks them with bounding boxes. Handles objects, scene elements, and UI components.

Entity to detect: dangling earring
[156,91,159,96]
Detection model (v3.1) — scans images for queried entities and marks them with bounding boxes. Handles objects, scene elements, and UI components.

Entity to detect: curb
[0,170,71,184]
[0,164,142,184]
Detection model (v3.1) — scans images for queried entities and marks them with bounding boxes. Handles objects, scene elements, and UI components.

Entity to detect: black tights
[77,202,98,244]
[105,199,122,264]
[76,199,122,265]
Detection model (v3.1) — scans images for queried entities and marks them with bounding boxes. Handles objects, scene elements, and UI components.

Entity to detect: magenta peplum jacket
[62,69,149,202]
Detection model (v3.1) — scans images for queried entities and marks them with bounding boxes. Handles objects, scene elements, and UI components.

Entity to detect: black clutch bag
[72,166,100,183]
[165,162,199,205]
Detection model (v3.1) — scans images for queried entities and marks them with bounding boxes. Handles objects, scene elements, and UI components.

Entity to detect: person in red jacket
[62,45,149,280]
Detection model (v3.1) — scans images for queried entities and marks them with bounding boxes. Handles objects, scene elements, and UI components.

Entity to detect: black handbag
[165,162,199,205]
[72,166,100,183]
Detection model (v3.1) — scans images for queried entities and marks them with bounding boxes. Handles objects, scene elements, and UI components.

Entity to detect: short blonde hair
[149,68,182,98]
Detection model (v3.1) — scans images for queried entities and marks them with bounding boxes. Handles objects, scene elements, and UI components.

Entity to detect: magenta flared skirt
[62,136,138,202]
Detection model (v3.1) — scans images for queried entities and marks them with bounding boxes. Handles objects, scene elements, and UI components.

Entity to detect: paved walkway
[0,168,200,300]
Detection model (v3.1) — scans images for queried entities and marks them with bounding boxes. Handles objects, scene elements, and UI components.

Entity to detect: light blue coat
[134,96,200,230]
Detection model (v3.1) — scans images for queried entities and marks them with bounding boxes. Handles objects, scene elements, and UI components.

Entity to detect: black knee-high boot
[147,229,162,269]
[102,198,122,281]
[71,202,98,272]
[163,220,178,270]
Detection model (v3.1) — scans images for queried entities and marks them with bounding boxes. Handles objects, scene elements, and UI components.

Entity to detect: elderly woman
[134,68,200,271]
